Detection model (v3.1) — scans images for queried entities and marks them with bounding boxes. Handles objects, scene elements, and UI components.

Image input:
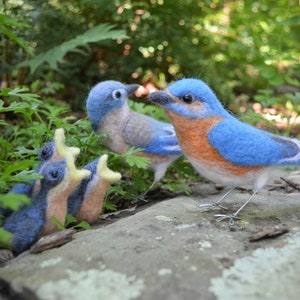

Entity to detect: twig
[280,177,300,191]
[30,229,76,254]
[249,225,289,242]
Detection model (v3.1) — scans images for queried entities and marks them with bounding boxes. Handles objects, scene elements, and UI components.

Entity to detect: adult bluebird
[148,78,300,225]
[86,80,182,188]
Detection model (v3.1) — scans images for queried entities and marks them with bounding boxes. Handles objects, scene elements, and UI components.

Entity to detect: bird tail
[276,137,300,165]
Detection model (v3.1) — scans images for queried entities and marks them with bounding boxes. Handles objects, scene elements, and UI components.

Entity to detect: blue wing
[208,118,300,166]
[9,181,34,196]
[123,113,182,156]
[4,204,44,254]
[145,120,182,155]
[0,182,34,219]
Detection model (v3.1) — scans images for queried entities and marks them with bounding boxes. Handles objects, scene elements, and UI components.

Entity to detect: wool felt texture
[7,142,56,198]
[208,120,300,166]
[38,141,56,162]
[86,80,182,183]
[148,78,300,189]
[166,78,232,119]
[4,160,66,254]
[1,129,80,220]
[0,142,57,220]
[67,154,121,223]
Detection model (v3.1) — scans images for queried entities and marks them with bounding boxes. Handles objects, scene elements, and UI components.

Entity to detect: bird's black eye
[51,170,59,178]
[182,94,194,104]
[113,90,122,99]
[41,149,48,157]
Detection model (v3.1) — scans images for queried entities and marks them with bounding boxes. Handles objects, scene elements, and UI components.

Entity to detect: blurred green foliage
[1,0,300,247]
[1,0,299,109]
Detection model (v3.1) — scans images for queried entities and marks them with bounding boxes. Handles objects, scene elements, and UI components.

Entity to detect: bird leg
[143,180,158,197]
[215,190,258,226]
[131,180,158,205]
[198,187,235,211]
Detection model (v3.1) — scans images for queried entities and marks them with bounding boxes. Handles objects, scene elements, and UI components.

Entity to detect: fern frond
[18,24,128,73]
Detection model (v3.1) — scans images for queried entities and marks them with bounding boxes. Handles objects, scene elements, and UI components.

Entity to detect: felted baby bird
[68,154,121,224]
[33,128,80,195]
[86,80,182,188]
[3,151,90,254]
[9,128,80,197]
[148,78,300,225]
[0,129,80,219]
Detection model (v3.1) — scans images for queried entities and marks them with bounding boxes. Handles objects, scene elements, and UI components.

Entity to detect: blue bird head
[40,160,66,191]
[38,142,55,162]
[148,78,231,119]
[86,80,140,132]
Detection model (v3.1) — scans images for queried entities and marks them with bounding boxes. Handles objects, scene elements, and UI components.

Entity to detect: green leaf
[110,147,151,169]
[65,214,91,230]
[279,15,300,26]
[0,14,33,56]
[0,228,13,250]
[104,200,118,212]
[0,120,8,126]
[18,24,128,73]
[50,216,65,231]
[7,87,41,102]
[71,221,91,230]
[122,147,151,169]
[1,160,38,177]
[162,181,192,195]
[0,193,31,210]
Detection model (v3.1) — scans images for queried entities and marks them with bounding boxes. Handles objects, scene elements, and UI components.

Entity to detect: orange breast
[166,110,261,176]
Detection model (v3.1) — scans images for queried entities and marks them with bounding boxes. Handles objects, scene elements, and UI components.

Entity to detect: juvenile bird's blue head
[86,80,139,132]
[38,142,55,162]
[40,160,66,190]
[148,78,231,119]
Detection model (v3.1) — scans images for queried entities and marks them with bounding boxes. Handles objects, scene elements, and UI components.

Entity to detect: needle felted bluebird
[42,151,91,236]
[9,128,80,197]
[148,78,300,225]
[68,154,121,224]
[86,80,182,188]
[32,128,80,195]
[0,129,80,219]
[3,152,90,254]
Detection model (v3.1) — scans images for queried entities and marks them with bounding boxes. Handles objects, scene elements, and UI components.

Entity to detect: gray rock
[1,178,300,300]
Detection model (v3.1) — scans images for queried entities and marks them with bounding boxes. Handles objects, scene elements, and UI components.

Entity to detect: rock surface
[1,171,300,300]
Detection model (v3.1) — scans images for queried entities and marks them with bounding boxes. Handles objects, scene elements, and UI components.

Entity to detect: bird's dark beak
[125,84,140,96]
[148,91,174,106]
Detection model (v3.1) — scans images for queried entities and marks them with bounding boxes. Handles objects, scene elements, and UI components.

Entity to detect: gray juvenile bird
[86,80,182,188]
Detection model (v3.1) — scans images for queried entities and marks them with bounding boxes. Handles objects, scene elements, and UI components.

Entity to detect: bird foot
[214,213,241,226]
[131,197,148,206]
[198,202,228,212]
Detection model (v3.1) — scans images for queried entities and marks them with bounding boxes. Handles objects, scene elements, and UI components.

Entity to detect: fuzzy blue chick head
[86,80,140,131]
[149,78,231,119]
[38,142,55,162]
[40,159,66,189]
